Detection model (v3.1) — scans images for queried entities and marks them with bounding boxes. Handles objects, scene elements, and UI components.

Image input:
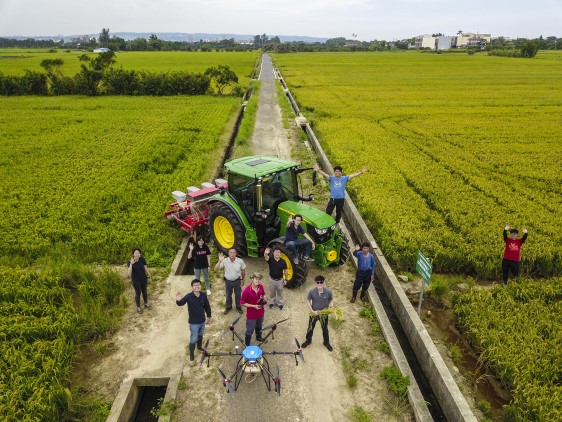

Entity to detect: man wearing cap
[300,275,334,352]
[264,246,289,310]
[215,248,246,315]
[314,163,367,224]
[502,225,528,285]
[241,272,268,345]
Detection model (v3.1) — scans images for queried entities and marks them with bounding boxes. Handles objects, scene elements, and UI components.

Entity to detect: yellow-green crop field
[0,49,258,86]
[273,51,562,279]
[1,51,255,420]
[274,50,562,420]
[453,278,562,420]
[0,95,239,267]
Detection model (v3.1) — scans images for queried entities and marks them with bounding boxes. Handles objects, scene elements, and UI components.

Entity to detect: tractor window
[261,169,297,211]
[228,173,256,219]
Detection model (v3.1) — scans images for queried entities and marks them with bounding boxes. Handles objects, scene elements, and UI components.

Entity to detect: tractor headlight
[331,224,336,231]
[315,227,328,235]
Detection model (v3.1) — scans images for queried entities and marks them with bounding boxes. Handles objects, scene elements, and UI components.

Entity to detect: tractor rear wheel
[209,203,247,256]
[270,243,308,288]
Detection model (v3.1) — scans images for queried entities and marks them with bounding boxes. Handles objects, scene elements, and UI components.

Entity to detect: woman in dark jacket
[128,248,153,314]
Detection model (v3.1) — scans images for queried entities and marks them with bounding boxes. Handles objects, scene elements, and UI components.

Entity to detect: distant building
[415,35,436,49]
[71,35,91,44]
[455,33,491,47]
[415,32,491,50]
[437,36,454,50]
[93,47,110,53]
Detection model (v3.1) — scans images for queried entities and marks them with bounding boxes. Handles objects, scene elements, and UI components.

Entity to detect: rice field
[273,51,562,278]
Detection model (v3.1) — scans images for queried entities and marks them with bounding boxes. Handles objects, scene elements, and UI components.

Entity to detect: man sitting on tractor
[285,214,315,264]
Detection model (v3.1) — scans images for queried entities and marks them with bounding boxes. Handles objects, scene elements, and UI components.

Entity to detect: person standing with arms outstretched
[300,275,334,352]
[264,247,288,310]
[188,237,212,295]
[314,163,367,224]
[214,248,246,315]
[351,242,376,303]
[128,248,153,314]
[502,225,528,285]
[175,279,212,366]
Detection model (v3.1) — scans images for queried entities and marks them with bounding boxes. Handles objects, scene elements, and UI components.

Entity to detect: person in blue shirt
[314,163,367,223]
[351,242,376,303]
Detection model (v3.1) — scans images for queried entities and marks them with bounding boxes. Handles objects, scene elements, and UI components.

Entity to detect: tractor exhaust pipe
[256,177,263,212]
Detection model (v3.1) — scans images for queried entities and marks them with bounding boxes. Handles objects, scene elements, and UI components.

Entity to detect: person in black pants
[176,279,212,366]
[300,275,334,352]
[314,163,367,224]
[351,242,376,303]
[502,225,528,285]
[128,248,153,314]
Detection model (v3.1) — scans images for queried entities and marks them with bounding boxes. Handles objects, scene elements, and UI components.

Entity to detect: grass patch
[380,366,410,397]
[349,405,372,422]
[448,343,462,365]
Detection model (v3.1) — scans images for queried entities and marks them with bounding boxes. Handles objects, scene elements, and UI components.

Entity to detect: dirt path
[93,54,413,422]
[249,55,290,158]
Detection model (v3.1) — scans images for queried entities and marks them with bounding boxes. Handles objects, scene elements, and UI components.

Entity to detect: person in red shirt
[502,225,528,285]
[241,272,268,346]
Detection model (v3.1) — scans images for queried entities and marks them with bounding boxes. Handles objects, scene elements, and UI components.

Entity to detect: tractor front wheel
[335,232,351,266]
[270,243,308,288]
[209,203,247,256]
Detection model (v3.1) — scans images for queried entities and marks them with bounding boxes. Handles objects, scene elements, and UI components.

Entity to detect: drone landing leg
[260,357,272,391]
[231,357,246,391]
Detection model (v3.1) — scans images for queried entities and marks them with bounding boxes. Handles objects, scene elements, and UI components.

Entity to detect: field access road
[249,54,290,158]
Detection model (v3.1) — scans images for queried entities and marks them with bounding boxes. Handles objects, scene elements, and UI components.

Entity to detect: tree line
[0,28,559,54]
[0,51,239,96]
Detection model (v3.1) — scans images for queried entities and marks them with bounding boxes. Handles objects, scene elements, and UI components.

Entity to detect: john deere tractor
[165,156,350,287]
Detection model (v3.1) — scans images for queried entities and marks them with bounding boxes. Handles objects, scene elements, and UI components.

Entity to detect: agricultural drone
[199,316,305,396]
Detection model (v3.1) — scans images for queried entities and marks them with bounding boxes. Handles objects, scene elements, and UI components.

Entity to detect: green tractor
[165,156,350,287]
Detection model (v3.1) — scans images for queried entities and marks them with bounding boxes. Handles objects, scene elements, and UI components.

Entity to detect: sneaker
[304,256,314,261]
[279,305,284,310]
[301,340,311,348]
[223,308,232,315]
[294,257,299,265]
[269,304,274,310]
[144,302,151,308]
[256,337,265,343]
[189,359,196,367]
[236,307,244,314]
[137,306,143,314]
[206,289,211,296]
[323,342,333,352]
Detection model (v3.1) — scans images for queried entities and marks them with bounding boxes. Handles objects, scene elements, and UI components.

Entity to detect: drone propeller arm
[231,330,246,346]
[257,329,274,346]
[259,361,276,379]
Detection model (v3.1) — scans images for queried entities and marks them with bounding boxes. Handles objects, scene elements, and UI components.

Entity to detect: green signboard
[416,251,432,285]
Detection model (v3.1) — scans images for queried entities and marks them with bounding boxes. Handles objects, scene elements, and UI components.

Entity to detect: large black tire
[270,243,308,288]
[209,203,247,256]
[334,232,351,267]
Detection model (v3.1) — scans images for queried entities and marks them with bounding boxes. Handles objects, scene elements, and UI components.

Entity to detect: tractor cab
[224,157,296,239]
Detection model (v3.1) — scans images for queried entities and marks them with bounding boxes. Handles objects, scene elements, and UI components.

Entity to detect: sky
[0,0,560,41]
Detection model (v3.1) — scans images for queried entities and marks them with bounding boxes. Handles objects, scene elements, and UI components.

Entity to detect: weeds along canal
[371,280,446,421]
